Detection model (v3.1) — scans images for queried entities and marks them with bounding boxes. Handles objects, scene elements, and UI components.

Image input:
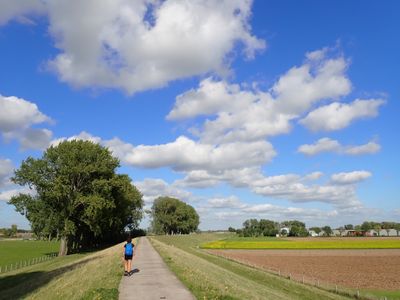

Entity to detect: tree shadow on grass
[0,256,99,300]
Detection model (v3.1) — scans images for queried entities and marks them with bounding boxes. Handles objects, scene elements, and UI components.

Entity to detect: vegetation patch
[0,240,59,268]
[202,238,400,249]
[0,242,125,300]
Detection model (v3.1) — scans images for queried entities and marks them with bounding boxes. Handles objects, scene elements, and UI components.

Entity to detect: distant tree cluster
[9,140,143,255]
[236,219,279,237]
[281,220,309,237]
[0,224,18,238]
[360,221,400,236]
[236,219,309,237]
[150,196,199,235]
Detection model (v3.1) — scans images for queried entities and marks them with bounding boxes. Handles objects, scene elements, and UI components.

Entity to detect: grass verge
[0,242,126,300]
[151,234,351,300]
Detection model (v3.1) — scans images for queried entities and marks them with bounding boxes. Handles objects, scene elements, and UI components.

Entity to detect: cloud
[207,196,246,209]
[300,99,385,131]
[0,187,34,202]
[344,141,381,155]
[169,50,352,144]
[0,0,45,25]
[106,136,276,173]
[0,94,52,150]
[212,201,338,222]
[22,0,263,94]
[0,95,51,133]
[298,138,341,155]
[0,158,14,188]
[272,54,351,115]
[330,171,372,185]
[134,178,194,204]
[51,131,102,147]
[298,138,381,156]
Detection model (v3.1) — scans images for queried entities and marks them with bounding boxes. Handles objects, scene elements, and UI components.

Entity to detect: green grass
[0,242,127,300]
[151,234,351,300]
[0,240,60,268]
[202,237,400,249]
[364,289,400,299]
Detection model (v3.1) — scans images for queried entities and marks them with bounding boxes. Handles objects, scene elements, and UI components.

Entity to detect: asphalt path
[118,237,195,300]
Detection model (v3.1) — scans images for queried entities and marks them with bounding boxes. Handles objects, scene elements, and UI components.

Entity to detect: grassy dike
[150,234,351,300]
[0,242,127,300]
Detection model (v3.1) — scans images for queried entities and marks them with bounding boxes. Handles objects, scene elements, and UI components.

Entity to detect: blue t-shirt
[124,242,134,255]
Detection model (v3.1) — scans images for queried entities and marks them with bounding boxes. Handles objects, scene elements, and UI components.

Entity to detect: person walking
[123,236,135,276]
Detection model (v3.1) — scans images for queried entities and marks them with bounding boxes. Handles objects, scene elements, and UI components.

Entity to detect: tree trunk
[59,236,68,256]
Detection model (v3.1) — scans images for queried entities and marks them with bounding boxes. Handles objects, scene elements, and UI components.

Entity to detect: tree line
[234,219,310,237]
[233,219,400,237]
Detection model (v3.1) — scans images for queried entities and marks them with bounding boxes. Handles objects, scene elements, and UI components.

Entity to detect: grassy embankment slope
[202,237,400,249]
[151,234,350,300]
[0,241,128,300]
[0,240,59,268]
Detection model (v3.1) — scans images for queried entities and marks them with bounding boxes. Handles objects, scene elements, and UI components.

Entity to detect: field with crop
[202,236,400,249]
[0,240,60,268]
[208,249,400,290]
[151,234,351,300]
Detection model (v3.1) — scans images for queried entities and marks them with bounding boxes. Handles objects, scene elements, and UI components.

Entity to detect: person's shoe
[124,271,128,276]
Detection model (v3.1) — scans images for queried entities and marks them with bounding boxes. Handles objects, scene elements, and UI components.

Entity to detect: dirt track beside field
[207,249,400,290]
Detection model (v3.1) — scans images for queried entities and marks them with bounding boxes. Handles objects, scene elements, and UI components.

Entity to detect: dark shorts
[125,254,133,260]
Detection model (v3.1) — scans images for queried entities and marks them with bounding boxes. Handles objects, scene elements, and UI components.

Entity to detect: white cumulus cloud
[0,0,45,25]
[32,0,264,94]
[300,99,385,131]
[0,94,52,150]
[298,138,381,156]
[330,171,372,185]
[0,158,14,187]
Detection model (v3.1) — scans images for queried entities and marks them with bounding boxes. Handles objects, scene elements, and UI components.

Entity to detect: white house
[308,230,318,237]
[380,229,398,236]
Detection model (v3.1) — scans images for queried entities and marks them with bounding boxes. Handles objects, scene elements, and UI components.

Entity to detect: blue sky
[0,0,399,230]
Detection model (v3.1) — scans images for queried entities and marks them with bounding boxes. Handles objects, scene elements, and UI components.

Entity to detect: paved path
[119,237,196,300]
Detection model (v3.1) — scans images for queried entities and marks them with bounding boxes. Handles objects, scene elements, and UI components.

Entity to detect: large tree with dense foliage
[150,196,199,234]
[9,140,143,256]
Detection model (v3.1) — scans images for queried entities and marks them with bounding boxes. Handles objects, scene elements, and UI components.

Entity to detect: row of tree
[235,219,310,237]
[234,220,400,238]
[310,221,400,236]
[0,224,18,238]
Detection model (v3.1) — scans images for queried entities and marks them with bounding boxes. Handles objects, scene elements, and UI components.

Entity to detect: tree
[322,226,333,237]
[282,220,308,237]
[361,221,372,232]
[150,196,199,234]
[10,224,18,237]
[259,219,279,236]
[10,140,143,256]
[228,227,236,232]
[309,227,321,235]
[344,224,354,230]
[243,219,260,237]
[395,223,400,237]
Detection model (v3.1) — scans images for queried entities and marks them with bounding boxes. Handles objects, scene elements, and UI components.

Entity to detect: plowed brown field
[208,248,400,290]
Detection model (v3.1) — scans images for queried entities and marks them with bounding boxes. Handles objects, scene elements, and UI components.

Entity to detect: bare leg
[127,259,132,272]
[124,260,128,272]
